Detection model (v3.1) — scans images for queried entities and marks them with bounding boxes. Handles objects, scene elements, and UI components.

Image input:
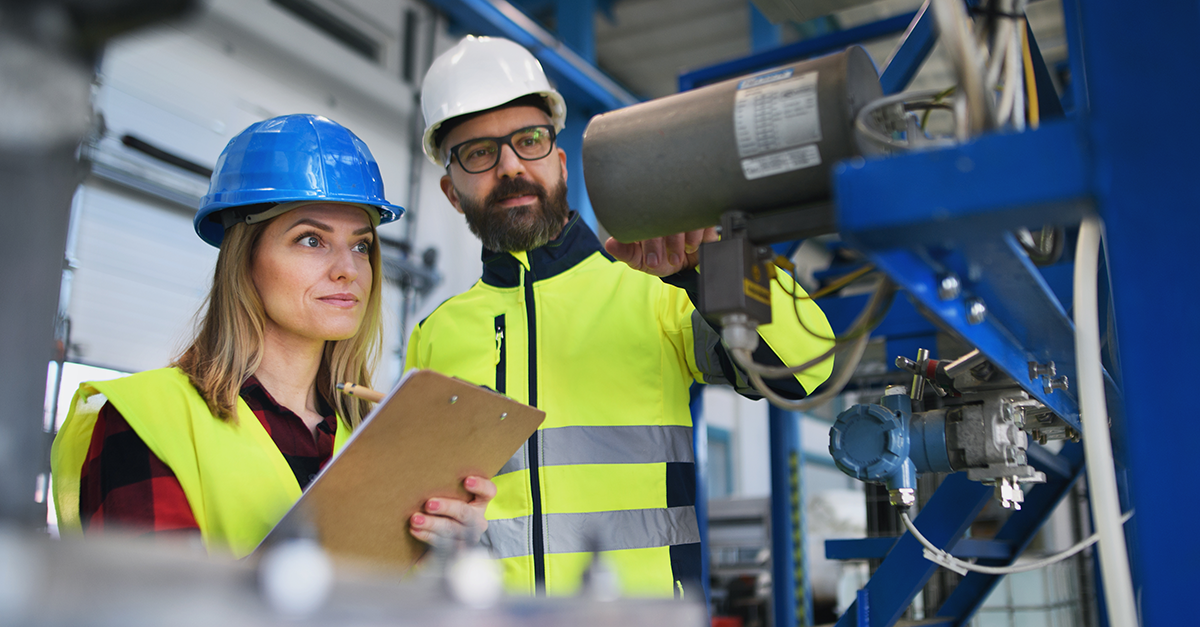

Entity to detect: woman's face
[252,203,374,347]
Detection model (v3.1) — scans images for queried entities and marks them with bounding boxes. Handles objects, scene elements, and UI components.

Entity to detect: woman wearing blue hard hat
[51,114,494,557]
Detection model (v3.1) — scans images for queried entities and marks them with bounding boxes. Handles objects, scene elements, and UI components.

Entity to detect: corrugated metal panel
[67,184,217,372]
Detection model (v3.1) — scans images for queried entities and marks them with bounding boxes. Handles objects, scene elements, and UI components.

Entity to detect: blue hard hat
[195,114,404,247]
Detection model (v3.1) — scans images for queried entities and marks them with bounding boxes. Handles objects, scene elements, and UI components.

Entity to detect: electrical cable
[899,509,1133,576]
[736,277,898,410]
[920,86,957,130]
[774,265,879,343]
[731,276,895,377]
[1075,216,1140,627]
[745,330,870,412]
[1021,17,1039,129]
[931,0,992,133]
[784,263,876,302]
[855,89,963,152]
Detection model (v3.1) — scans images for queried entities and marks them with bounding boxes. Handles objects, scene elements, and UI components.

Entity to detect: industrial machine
[581,0,1186,625]
[6,0,1193,625]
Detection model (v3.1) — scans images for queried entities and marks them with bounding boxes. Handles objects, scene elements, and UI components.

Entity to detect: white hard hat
[420,36,567,167]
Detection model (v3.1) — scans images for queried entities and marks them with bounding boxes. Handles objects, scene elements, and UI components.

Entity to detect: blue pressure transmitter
[829,387,956,508]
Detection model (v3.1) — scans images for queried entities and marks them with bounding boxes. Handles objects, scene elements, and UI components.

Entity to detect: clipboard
[260,369,544,571]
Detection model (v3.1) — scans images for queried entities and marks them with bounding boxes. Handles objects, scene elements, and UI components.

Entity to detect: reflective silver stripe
[540,425,694,466]
[496,441,528,476]
[483,507,699,559]
[482,515,530,560]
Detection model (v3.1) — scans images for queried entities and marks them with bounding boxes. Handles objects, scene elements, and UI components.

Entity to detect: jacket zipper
[522,266,546,594]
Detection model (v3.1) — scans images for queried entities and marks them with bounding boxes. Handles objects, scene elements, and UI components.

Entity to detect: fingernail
[412,514,426,526]
[646,253,658,267]
[669,253,680,267]
[427,500,440,512]
[465,477,476,488]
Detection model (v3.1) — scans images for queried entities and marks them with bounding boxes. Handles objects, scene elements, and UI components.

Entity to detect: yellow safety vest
[405,215,833,597]
[51,367,350,558]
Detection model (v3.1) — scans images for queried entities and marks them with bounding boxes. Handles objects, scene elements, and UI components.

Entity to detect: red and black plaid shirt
[78,376,339,535]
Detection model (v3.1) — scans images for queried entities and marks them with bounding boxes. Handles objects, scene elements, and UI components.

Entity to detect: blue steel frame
[678,10,918,91]
[825,0,1198,624]
[769,405,814,627]
[680,0,1186,624]
[1070,2,1200,625]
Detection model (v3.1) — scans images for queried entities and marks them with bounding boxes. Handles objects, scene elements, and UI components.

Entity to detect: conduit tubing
[1074,216,1138,626]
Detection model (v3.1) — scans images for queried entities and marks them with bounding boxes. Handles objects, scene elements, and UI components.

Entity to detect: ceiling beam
[426,0,639,112]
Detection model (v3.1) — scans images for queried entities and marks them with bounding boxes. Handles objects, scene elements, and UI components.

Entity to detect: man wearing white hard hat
[406,35,835,598]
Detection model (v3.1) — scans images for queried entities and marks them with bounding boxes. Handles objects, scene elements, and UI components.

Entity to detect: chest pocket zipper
[494,315,506,395]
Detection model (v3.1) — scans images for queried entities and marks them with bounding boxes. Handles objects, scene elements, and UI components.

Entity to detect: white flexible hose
[1009,15,1025,130]
[1075,216,1139,626]
[900,510,1132,575]
[931,0,992,133]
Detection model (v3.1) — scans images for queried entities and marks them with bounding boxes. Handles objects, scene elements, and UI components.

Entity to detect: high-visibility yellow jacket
[405,215,834,597]
[51,367,350,557]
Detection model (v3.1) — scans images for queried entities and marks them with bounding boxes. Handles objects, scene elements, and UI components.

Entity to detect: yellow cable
[1021,18,1039,129]
[774,265,880,342]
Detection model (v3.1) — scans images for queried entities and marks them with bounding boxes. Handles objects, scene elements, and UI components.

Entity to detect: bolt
[1028,361,1057,380]
[937,274,961,300]
[889,488,916,508]
[1043,375,1069,394]
[965,298,987,324]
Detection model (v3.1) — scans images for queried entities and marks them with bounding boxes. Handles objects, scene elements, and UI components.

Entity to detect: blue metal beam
[937,442,1086,625]
[678,11,917,91]
[835,120,1105,432]
[770,406,813,627]
[425,0,637,112]
[817,289,936,340]
[835,120,1091,249]
[826,537,1014,561]
[750,4,782,53]
[1075,1,1200,623]
[835,473,993,627]
[879,1,935,94]
[556,0,595,63]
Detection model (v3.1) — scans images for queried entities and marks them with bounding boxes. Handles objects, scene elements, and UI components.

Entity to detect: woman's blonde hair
[174,209,383,428]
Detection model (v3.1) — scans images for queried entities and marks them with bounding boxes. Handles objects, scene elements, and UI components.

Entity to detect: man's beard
[458,177,570,252]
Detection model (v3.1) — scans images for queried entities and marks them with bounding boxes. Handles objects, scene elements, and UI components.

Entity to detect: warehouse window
[708,426,734,498]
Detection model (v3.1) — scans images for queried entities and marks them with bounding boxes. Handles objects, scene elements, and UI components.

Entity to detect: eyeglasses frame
[445,125,558,173]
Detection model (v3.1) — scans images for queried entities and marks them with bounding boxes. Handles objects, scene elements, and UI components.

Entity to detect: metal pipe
[584,47,880,243]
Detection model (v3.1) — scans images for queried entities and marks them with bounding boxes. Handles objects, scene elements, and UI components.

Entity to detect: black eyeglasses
[446,125,557,173]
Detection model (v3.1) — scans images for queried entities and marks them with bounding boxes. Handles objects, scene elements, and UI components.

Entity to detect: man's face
[439,106,570,252]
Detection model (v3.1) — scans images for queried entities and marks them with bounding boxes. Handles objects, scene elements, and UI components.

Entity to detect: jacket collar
[480,212,612,288]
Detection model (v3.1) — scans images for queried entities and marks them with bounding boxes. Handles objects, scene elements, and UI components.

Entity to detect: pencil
[336,382,385,403]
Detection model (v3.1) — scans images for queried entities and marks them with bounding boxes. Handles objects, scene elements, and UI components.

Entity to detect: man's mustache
[486,178,546,206]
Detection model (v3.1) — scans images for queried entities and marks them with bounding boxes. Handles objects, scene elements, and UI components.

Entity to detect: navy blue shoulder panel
[480,212,608,287]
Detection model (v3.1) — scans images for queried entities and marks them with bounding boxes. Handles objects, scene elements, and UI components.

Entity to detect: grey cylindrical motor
[583,46,881,243]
